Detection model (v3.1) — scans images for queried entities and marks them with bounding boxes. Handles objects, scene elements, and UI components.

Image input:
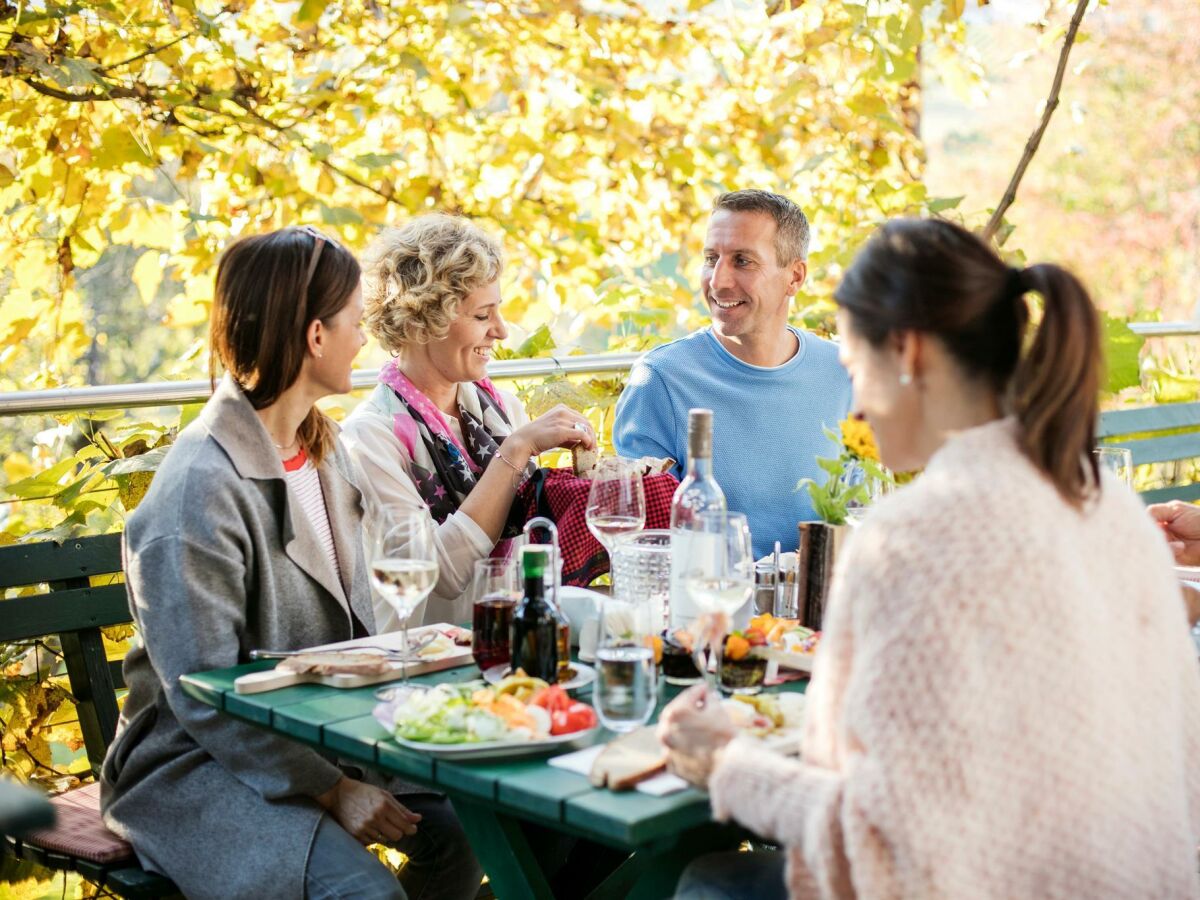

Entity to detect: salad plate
[391,726,601,760]
[373,679,601,761]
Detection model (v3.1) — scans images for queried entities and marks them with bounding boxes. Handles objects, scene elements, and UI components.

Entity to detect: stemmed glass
[585,458,646,558]
[369,509,439,683]
[678,511,754,692]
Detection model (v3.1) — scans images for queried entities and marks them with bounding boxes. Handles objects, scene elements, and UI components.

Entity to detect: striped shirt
[282,449,341,583]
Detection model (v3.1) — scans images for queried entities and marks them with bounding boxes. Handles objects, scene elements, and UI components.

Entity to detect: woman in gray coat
[100,227,483,900]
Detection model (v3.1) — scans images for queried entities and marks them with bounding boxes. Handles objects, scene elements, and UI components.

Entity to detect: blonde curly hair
[363,214,504,352]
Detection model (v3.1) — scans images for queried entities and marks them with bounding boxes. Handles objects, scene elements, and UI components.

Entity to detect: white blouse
[341,384,529,630]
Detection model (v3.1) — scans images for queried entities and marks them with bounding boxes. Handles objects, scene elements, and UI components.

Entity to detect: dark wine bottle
[510,546,559,683]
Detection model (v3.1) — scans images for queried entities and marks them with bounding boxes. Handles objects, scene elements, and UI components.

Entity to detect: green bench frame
[1098,401,1200,503]
[0,535,180,899]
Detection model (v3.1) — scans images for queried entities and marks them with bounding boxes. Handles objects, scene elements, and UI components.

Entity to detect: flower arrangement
[797,416,892,526]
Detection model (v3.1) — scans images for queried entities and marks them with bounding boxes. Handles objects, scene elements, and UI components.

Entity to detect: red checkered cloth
[516,468,679,585]
[22,780,136,864]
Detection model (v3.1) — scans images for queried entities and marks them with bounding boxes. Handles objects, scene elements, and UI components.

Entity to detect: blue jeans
[675,849,789,900]
[305,793,482,900]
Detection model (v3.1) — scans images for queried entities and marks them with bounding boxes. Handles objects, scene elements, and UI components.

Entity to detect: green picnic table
[181,660,806,899]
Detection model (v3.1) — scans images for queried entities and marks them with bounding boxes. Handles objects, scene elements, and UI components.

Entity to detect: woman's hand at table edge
[316,776,422,846]
[502,403,597,459]
[1148,501,1200,566]
[657,684,739,789]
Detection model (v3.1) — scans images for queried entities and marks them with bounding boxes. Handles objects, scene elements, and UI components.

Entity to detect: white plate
[390,726,602,760]
[722,694,807,756]
[482,662,596,692]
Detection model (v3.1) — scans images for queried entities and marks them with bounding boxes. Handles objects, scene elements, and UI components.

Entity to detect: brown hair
[833,218,1102,506]
[210,227,361,465]
[712,190,811,264]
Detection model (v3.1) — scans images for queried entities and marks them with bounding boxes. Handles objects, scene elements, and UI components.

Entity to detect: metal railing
[1128,322,1200,337]
[0,352,642,418]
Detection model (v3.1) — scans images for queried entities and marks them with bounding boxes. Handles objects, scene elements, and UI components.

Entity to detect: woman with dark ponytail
[660,218,1200,899]
[100,227,481,900]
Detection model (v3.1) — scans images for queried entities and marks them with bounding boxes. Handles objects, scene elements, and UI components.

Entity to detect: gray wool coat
[100,376,388,899]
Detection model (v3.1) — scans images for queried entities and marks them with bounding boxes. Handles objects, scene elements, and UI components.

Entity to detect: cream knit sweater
[709,418,1200,899]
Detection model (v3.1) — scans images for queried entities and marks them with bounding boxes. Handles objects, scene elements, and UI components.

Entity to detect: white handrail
[0,352,643,418]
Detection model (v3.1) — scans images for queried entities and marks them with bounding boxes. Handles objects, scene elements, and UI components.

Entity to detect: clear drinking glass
[593,590,659,733]
[586,458,647,557]
[844,460,894,527]
[369,509,439,683]
[678,511,754,691]
[611,529,672,635]
[470,557,519,672]
[1094,447,1134,488]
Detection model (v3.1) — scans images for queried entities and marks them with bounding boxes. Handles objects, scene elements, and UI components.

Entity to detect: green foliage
[1101,311,1145,395]
[797,425,894,526]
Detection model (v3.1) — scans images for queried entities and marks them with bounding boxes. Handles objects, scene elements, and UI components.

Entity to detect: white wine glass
[679,511,754,692]
[586,458,647,557]
[370,509,439,683]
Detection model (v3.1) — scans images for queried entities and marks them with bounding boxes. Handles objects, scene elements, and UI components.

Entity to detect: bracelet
[495,449,530,488]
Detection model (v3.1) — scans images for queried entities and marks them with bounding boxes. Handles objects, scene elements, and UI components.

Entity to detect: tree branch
[982,0,1090,242]
[19,75,140,102]
[96,33,192,73]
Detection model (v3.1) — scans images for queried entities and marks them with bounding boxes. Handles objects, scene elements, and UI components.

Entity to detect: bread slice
[588,726,667,790]
[572,445,600,477]
[278,651,392,676]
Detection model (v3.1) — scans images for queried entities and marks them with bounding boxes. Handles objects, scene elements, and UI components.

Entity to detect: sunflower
[840,416,879,463]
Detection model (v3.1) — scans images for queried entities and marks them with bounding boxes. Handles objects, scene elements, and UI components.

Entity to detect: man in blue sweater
[613,190,852,558]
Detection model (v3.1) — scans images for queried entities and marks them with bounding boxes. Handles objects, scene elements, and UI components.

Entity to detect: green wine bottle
[509,546,559,682]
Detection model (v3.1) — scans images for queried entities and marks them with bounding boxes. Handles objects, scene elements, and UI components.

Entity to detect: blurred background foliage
[2,0,1199,893]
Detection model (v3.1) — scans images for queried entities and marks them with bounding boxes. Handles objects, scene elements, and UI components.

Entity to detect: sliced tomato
[531,684,571,715]
[561,702,597,734]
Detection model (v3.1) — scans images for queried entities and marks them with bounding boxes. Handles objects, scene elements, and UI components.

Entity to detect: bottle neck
[523,573,546,604]
[687,453,713,480]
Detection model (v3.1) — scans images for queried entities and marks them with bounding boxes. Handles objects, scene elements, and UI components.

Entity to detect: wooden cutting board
[234,624,474,694]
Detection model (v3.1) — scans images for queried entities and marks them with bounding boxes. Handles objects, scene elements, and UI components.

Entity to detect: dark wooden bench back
[1098,401,1200,504]
[0,534,130,777]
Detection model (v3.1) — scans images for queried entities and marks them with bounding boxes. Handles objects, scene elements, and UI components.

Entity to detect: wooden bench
[1098,401,1200,504]
[0,535,180,899]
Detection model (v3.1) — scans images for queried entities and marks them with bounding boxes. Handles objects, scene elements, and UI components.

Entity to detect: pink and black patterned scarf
[376,361,532,537]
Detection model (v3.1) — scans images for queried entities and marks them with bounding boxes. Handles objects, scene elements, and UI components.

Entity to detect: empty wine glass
[593,590,659,733]
[586,458,646,557]
[369,509,439,683]
[678,511,754,691]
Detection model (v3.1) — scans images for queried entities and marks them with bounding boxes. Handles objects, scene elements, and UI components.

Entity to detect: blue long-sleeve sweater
[613,327,853,558]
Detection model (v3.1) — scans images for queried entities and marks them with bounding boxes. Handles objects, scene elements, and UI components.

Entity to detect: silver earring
[899,373,912,386]
[318,352,324,359]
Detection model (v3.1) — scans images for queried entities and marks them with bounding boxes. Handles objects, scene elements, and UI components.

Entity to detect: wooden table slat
[223,683,331,725]
[564,785,714,846]
[323,714,389,763]
[270,690,379,744]
[376,737,436,782]
[495,765,597,823]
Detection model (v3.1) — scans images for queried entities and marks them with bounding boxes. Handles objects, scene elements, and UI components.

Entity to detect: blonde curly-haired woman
[343,214,595,628]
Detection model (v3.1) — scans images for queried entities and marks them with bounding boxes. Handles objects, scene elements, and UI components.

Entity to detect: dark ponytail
[834,218,1103,507]
[1012,263,1101,504]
